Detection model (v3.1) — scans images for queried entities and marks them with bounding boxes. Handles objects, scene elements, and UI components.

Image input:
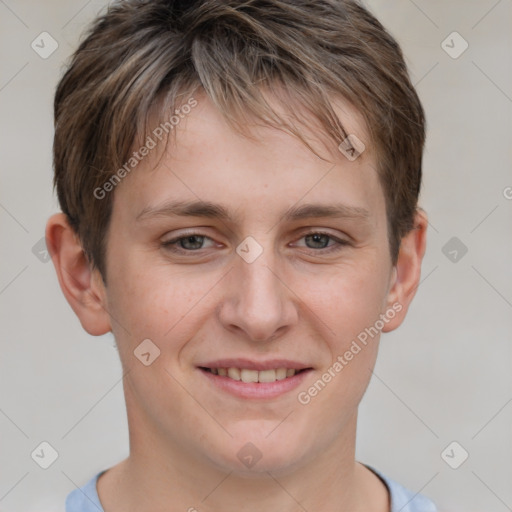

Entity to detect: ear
[381,208,428,333]
[45,213,111,336]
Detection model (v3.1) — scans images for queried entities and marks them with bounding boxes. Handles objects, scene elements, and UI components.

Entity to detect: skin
[47,91,427,512]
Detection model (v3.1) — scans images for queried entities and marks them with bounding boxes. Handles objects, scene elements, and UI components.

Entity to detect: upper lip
[198,358,312,371]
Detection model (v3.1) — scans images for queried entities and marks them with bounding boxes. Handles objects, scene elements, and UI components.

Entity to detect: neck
[97,410,388,512]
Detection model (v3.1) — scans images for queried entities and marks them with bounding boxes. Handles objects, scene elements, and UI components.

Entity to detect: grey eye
[179,235,205,250]
[304,233,331,249]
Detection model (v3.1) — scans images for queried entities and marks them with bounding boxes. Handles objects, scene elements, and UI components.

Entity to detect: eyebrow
[136,200,370,223]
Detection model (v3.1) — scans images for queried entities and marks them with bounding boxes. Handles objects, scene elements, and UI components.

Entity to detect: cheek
[296,261,390,346]
[290,261,388,408]
[293,272,385,433]
[106,255,222,352]
[107,264,219,413]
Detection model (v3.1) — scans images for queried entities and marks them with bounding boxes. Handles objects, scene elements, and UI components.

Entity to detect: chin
[205,431,308,477]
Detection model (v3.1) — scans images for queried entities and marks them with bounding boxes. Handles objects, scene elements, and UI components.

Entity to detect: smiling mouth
[199,367,311,383]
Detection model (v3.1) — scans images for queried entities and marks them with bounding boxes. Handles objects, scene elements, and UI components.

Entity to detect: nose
[217,249,298,343]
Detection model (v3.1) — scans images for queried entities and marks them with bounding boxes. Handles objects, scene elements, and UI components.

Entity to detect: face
[100,92,399,475]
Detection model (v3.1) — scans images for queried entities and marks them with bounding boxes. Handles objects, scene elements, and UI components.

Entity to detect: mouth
[197,360,313,399]
[199,366,310,383]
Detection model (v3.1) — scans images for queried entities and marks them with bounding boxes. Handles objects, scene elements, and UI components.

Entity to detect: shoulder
[364,464,438,512]
[65,471,105,512]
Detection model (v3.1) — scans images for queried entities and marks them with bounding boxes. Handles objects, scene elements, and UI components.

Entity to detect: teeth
[276,368,287,380]
[258,369,277,383]
[227,367,241,380]
[240,369,258,383]
[209,367,300,382]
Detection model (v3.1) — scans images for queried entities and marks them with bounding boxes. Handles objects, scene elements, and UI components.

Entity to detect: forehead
[166,87,374,163]
[112,90,384,226]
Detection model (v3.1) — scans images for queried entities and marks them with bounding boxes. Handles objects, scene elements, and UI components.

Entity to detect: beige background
[1,1,511,510]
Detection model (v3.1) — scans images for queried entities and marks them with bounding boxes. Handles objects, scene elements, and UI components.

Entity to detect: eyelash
[161,231,349,255]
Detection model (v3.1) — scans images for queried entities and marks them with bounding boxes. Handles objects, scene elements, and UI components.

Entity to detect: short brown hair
[53,0,425,280]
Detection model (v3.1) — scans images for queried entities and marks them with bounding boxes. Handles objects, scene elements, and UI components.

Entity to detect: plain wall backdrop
[1,1,511,511]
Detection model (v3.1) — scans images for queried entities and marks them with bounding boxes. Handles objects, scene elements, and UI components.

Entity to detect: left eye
[293,232,347,252]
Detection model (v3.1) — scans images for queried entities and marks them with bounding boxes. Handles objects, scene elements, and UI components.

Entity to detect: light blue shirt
[66,464,437,511]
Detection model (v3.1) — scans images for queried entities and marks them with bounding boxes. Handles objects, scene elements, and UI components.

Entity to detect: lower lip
[199,368,312,399]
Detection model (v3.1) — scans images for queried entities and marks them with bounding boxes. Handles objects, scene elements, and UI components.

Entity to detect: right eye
[162,233,217,252]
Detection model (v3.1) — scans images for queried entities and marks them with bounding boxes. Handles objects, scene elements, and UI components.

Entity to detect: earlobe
[382,209,428,333]
[45,213,111,336]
